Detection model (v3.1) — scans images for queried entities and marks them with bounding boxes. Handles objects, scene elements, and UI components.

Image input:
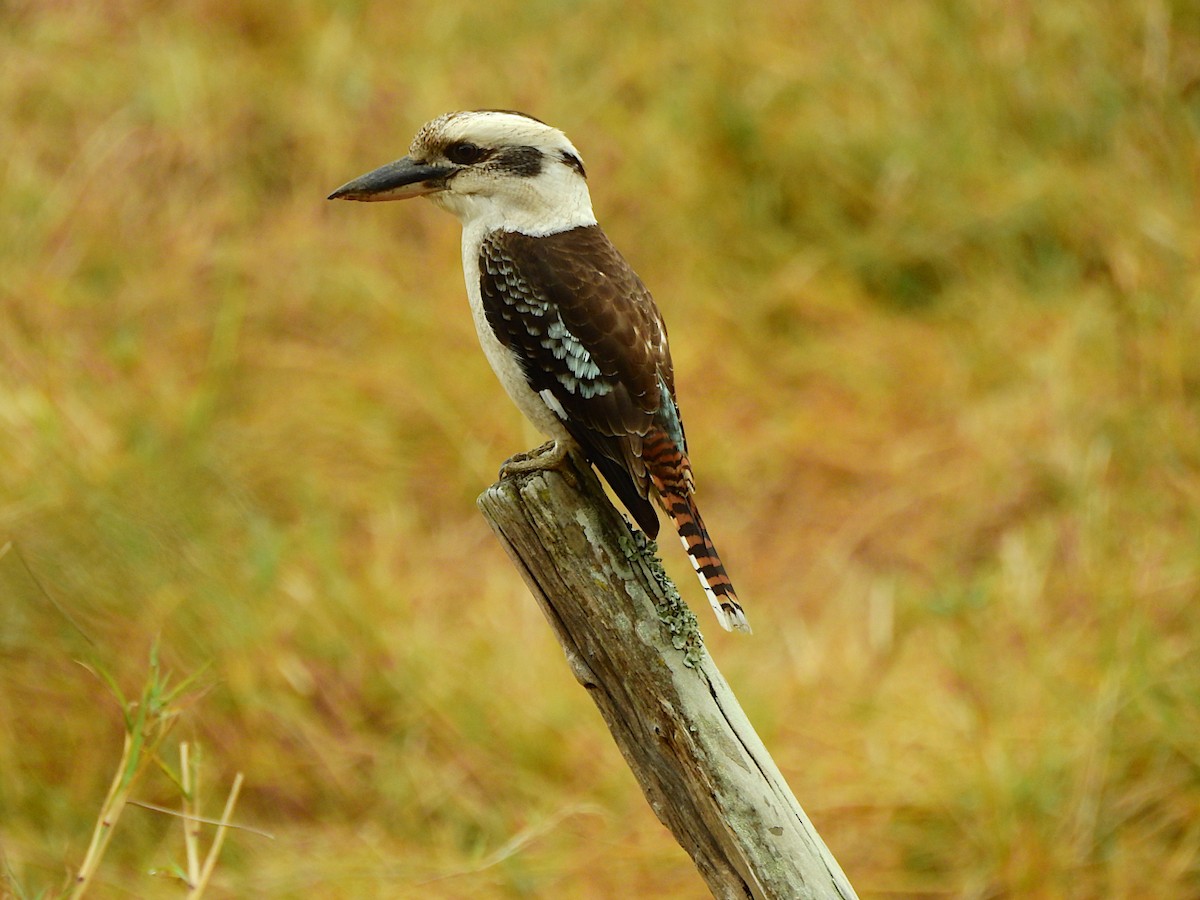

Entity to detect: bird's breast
[460,233,572,441]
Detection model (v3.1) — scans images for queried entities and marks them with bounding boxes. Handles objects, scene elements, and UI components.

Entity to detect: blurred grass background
[2,0,1199,896]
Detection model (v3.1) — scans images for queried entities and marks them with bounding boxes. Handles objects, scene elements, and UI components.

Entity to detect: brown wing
[478,225,678,537]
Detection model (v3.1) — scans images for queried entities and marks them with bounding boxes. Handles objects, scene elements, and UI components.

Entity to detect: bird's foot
[499,440,571,479]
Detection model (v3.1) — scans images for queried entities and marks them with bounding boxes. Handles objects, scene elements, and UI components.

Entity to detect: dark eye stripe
[559,150,586,178]
[494,146,543,177]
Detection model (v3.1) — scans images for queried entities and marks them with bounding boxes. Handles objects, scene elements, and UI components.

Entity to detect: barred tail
[642,424,750,633]
[661,488,751,633]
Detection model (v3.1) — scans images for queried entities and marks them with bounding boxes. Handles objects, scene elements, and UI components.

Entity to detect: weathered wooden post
[477,448,857,900]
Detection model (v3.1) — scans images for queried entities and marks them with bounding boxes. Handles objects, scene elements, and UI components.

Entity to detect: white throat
[429,163,597,241]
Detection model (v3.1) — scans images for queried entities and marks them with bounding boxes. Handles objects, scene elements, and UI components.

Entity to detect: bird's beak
[327,156,452,202]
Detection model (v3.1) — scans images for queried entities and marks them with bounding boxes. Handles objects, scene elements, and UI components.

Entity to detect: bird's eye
[445,141,487,165]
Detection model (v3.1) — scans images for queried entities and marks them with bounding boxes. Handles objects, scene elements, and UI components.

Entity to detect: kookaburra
[329,110,750,633]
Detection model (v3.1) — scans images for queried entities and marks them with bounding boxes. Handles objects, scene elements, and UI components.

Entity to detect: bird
[329,110,750,633]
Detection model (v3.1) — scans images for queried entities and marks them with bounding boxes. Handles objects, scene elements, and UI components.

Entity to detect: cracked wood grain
[477,447,857,900]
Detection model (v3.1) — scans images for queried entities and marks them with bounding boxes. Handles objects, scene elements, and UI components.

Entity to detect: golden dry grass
[2,1,1199,897]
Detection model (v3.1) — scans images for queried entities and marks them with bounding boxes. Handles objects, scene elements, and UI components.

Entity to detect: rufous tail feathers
[660,487,751,633]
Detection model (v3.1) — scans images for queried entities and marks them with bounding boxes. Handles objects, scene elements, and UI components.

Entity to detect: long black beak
[327,156,452,202]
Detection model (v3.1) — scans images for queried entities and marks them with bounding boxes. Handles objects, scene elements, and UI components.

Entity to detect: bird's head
[328,110,596,236]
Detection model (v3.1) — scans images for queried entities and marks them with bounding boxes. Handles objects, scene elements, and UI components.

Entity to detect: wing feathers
[478,225,748,630]
[479,226,666,528]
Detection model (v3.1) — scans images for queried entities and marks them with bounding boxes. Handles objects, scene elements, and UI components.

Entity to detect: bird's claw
[498,440,570,479]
